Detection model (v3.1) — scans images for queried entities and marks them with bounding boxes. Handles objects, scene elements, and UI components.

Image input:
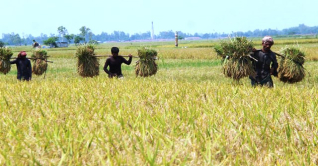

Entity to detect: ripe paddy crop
[0,39,318,165]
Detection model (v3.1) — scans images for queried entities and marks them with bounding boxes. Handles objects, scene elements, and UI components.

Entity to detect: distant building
[51,41,68,48]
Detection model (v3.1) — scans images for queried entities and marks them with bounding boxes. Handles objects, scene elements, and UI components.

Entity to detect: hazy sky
[1,0,317,37]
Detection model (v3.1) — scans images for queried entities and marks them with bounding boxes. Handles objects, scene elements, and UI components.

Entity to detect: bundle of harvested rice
[135,48,158,77]
[214,37,255,81]
[31,49,49,75]
[223,58,255,81]
[0,47,13,74]
[277,46,306,83]
[213,45,227,60]
[75,45,99,77]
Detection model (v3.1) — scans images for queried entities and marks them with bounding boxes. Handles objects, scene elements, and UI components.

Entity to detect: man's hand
[128,54,132,57]
[270,68,277,76]
[271,68,278,77]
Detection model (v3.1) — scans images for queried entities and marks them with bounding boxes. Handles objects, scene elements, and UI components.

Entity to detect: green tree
[178,36,184,40]
[64,34,75,43]
[88,32,93,42]
[74,36,84,45]
[57,26,68,42]
[0,41,5,47]
[288,31,296,35]
[11,34,22,46]
[88,40,99,45]
[79,26,91,43]
[43,37,59,47]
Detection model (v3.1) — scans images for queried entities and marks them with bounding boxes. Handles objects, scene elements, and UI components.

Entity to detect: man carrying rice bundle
[10,51,32,81]
[249,36,278,87]
[103,47,132,78]
[32,40,40,48]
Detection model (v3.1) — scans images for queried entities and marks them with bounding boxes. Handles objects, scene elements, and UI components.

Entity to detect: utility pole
[175,31,178,47]
[151,21,154,40]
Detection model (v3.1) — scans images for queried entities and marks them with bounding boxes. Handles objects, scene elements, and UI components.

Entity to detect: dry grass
[0,47,13,74]
[31,49,49,75]
[277,46,306,83]
[0,76,318,165]
[214,37,255,81]
[75,45,99,77]
[135,48,158,77]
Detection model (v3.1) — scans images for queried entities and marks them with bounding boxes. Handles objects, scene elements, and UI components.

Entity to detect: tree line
[1,24,318,47]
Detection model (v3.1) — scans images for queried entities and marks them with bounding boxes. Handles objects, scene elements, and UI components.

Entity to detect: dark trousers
[250,75,273,88]
[18,76,31,81]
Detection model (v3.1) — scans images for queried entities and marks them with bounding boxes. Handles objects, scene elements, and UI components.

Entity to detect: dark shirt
[10,57,32,81]
[250,50,278,81]
[103,56,132,77]
[33,42,39,48]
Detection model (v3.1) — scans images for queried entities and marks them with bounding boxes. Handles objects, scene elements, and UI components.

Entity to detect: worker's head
[18,51,27,58]
[111,47,119,56]
[262,36,274,52]
[262,36,274,45]
[33,40,36,42]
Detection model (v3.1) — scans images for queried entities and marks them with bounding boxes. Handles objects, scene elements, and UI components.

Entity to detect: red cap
[20,51,27,56]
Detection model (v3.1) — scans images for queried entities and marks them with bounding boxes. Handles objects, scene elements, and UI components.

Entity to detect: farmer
[103,47,132,78]
[249,36,278,87]
[10,51,32,81]
[32,40,40,48]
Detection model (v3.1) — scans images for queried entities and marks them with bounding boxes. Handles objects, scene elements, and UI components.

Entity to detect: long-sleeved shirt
[103,56,132,77]
[10,57,32,81]
[250,50,278,81]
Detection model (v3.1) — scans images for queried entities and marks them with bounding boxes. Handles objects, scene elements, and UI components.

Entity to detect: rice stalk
[278,46,306,83]
[0,47,13,74]
[214,45,226,60]
[75,45,99,77]
[223,57,255,81]
[215,37,255,81]
[135,48,158,77]
[31,49,48,75]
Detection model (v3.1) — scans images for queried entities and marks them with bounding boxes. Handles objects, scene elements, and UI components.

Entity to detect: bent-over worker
[32,40,40,48]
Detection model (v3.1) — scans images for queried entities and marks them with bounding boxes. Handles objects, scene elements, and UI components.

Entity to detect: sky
[1,0,318,37]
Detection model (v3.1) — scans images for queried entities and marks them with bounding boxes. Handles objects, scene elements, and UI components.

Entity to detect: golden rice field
[1,38,318,165]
